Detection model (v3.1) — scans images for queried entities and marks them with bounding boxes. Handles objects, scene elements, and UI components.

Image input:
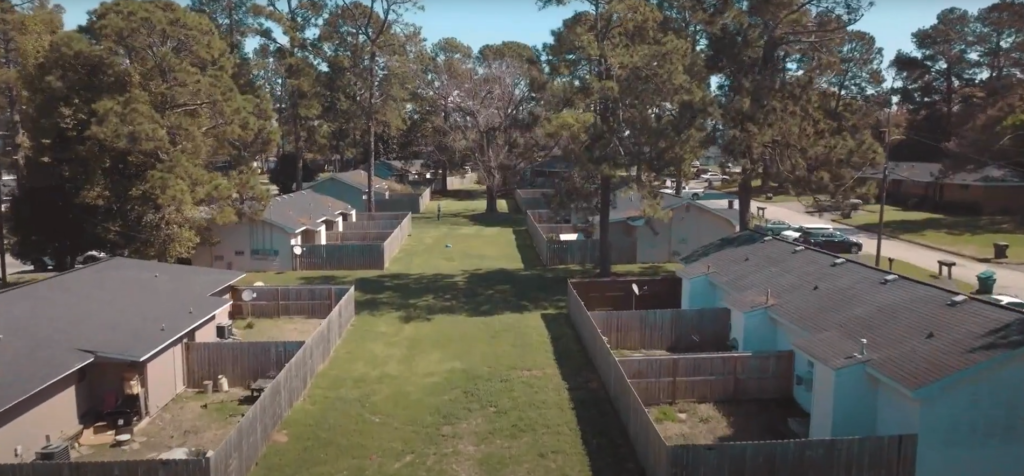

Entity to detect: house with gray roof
[0,258,243,463]
[677,231,1024,476]
[304,170,394,213]
[192,190,356,272]
[862,161,1024,215]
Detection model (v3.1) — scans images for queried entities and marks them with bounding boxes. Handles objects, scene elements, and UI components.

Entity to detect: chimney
[727,199,734,209]
[860,339,867,356]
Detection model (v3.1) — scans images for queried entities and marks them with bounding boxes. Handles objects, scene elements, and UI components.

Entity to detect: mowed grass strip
[837,205,1024,263]
[246,195,646,476]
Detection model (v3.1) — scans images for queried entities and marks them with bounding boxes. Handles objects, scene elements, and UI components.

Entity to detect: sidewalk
[754,201,1024,297]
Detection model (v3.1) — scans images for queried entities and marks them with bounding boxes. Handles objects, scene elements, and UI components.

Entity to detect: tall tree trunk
[440,160,449,192]
[674,166,683,195]
[367,49,377,213]
[598,175,612,276]
[0,205,7,285]
[738,171,753,231]
[485,184,498,213]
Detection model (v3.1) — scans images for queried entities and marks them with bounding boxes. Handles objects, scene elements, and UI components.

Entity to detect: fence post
[671,356,678,403]
[276,287,282,318]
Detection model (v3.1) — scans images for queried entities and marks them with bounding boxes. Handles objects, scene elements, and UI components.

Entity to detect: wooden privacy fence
[514,189,552,213]
[525,209,637,266]
[334,220,403,234]
[183,341,304,389]
[376,188,430,213]
[670,435,919,476]
[592,308,731,352]
[566,279,918,476]
[441,172,477,190]
[296,213,411,271]
[210,286,356,476]
[573,276,682,311]
[231,286,343,319]
[0,459,210,476]
[620,352,794,405]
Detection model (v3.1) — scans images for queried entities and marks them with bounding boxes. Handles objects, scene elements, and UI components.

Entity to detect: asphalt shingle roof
[862,161,1024,184]
[0,258,243,413]
[330,170,395,192]
[264,190,355,233]
[679,232,1024,392]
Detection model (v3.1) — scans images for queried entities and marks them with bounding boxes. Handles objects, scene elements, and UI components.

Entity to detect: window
[251,249,280,260]
[213,255,224,262]
[234,250,245,256]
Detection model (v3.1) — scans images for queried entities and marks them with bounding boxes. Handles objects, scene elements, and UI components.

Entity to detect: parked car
[757,219,794,236]
[795,230,863,254]
[660,185,705,200]
[989,295,1024,310]
[22,251,108,272]
[793,224,834,234]
[700,172,729,184]
[779,230,802,241]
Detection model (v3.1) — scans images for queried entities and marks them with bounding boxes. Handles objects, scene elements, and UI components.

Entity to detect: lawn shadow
[514,228,544,270]
[465,211,522,228]
[504,197,521,214]
[971,317,1024,352]
[433,189,485,201]
[855,215,1024,238]
[541,312,643,476]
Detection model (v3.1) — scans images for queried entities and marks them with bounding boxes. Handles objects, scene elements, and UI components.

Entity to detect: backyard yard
[649,400,804,445]
[242,193,665,476]
[837,205,1024,263]
[233,317,323,341]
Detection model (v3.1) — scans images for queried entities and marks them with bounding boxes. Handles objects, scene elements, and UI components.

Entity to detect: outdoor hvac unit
[216,321,234,340]
[35,442,71,462]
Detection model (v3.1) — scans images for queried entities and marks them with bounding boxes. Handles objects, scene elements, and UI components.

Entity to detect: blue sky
[61,0,984,64]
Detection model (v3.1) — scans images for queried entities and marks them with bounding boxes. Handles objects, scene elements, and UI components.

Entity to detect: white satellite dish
[626,216,646,227]
[292,245,303,256]
[631,283,640,295]
[241,289,256,302]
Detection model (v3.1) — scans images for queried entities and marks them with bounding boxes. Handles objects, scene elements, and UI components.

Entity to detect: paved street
[754,201,1024,297]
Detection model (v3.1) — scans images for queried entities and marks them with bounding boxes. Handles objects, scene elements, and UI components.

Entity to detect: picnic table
[249,378,274,398]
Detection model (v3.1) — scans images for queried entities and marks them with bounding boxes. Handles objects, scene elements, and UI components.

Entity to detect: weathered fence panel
[591,308,731,352]
[515,189,552,213]
[620,352,794,405]
[183,341,304,389]
[0,458,211,476]
[231,286,339,318]
[444,172,477,189]
[297,213,410,271]
[567,281,672,476]
[670,434,919,476]
[376,188,430,213]
[296,244,384,270]
[210,286,356,476]
[524,210,641,266]
[573,276,682,311]
[336,220,403,233]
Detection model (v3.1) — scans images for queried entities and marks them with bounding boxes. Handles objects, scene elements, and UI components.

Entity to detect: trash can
[976,269,997,295]
[994,242,1010,260]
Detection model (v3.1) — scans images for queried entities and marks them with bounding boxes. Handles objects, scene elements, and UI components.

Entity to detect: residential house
[304,170,394,212]
[862,161,1024,215]
[578,188,740,263]
[677,232,1024,476]
[192,191,355,272]
[371,160,430,184]
[0,258,243,463]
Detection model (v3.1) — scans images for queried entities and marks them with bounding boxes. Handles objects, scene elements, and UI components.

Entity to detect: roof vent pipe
[860,339,867,357]
[765,288,771,304]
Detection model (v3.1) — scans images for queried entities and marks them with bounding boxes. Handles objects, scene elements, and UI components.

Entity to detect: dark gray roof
[327,170,393,192]
[608,189,687,222]
[686,199,741,227]
[264,190,355,233]
[862,161,1024,184]
[679,232,1024,392]
[0,258,243,413]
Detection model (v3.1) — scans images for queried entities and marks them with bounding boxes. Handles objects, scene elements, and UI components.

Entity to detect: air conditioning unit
[35,442,71,462]
[802,370,815,392]
[216,322,234,340]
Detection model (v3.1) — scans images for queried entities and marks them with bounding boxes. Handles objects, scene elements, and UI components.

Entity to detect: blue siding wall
[686,276,718,308]
[875,379,919,436]
[830,365,879,437]
[309,179,366,212]
[792,349,814,413]
[741,309,776,351]
[916,350,1024,476]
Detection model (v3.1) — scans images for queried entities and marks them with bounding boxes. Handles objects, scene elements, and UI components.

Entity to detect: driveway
[754,201,1024,297]
[3,252,28,275]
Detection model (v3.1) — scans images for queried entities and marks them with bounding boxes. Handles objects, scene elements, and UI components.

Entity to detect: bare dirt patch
[234,317,323,341]
[649,399,805,445]
[75,388,250,461]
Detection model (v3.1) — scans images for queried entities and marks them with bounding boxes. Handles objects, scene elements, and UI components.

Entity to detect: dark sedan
[795,231,863,254]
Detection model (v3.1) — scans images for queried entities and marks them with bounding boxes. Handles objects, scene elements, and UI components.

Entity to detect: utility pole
[0,203,7,285]
[874,109,892,268]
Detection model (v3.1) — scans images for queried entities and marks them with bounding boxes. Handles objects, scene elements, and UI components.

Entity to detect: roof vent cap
[832,258,847,267]
[793,246,805,252]
[948,294,969,306]
[762,236,773,243]
[882,274,899,284]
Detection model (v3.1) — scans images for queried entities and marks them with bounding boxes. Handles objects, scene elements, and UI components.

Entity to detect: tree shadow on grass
[541,312,643,476]
[971,316,1024,352]
[854,216,1024,238]
[465,211,522,228]
[433,189,485,201]
[514,228,543,269]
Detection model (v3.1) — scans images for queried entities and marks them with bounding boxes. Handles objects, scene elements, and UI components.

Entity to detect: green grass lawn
[837,205,1024,263]
[247,192,659,476]
[845,254,975,294]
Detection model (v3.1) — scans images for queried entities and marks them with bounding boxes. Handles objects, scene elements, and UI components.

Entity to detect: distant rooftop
[264,190,354,233]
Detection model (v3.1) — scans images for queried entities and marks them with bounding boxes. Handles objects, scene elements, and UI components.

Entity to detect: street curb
[829,218,1022,267]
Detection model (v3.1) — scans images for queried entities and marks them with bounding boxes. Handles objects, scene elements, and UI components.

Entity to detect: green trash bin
[976,269,997,295]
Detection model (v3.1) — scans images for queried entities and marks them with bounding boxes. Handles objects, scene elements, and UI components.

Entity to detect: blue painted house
[678,232,1024,476]
[305,170,391,212]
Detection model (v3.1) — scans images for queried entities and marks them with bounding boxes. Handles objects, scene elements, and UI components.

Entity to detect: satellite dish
[626,216,646,227]
[292,245,303,256]
[631,283,640,295]
[241,289,256,302]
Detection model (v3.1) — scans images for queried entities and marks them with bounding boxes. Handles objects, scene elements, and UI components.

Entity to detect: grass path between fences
[242,192,673,476]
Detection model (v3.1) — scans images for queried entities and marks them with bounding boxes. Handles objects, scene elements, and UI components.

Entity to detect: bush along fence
[524,210,636,266]
[565,278,919,476]
[0,286,356,476]
[296,212,411,270]
[375,187,430,213]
